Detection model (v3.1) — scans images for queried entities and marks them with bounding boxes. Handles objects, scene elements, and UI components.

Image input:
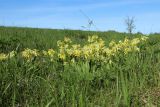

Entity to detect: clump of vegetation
[0,35,148,64]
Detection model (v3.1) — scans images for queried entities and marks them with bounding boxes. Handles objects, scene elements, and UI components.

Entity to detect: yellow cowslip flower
[57,40,64,47]
[21,50,31,59]
[124,48,132,54]
[66,49,72,56]
[72,44,81,49]
[88,36,92,43]
[32,49,39,56]
[89,44,96,51]
[124,38,129,43]
[58,53,66,60]
[88,35,99,43]
[0,53,8,61]
[64,44,69,49]
[94,52,100,58]
[119,40,122,44]
[57,41,69,49]
[42,50,48,56]
[21,48,39,60]
[73,49,81,57]
[47,49,55,57]
[83,52,90,59]
[92,35,99,41]
[109,40,116,47]
[133,46,140,52]
[98,39,105,48]
[8,51,16,58]
[141,36,148,41]
[104,48,115,56]
[131,38,140,46]
[81,48,90,59]
[112,45,121,52]
[64,37,72,43]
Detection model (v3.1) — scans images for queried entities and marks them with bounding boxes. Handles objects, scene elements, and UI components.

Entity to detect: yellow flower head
[64,37,72,43]
[72,44,81,49]
[57,40,64,47]
[47,49,55,57]
[58,53,66,60]
[109,40,116,47]
[21,48,39,60]
[0,53,8,61]
[88,35,99,43]
[131,38,140,46]
[73,49,81,57]
[141,36,148,41]
[8,51,16,58]
[124,48,132,54]
[98,38,105,47]
[42,50,48,56]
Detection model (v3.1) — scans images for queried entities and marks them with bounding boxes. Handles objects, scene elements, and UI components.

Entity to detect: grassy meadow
[0,26,160,107]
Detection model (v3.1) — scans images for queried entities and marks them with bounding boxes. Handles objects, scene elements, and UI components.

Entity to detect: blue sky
[0,0,160,34]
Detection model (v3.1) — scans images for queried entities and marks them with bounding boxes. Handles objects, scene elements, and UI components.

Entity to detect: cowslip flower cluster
[56,35,106,62]
[81,35,105,60]
[21,48,39,61]
[0,53,7,61]
[53,35,148,64]
[107,38,141,55]
[42,49,56,62]
[0,35,148,64]
[57,37,72,60]
[0,51,16,61]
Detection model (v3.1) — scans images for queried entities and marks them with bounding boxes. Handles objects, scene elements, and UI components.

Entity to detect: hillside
[1,26,160,106]
[0,26,145,52]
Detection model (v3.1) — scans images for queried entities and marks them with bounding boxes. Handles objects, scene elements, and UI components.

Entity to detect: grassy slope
[0,26,160,107]
[0,26,140,52]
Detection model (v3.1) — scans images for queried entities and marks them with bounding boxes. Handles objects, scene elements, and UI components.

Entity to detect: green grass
[0,26,135,52]
[0,26,160,107]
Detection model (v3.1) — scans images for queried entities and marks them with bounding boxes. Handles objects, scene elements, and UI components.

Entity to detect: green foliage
[0,26,160,107]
